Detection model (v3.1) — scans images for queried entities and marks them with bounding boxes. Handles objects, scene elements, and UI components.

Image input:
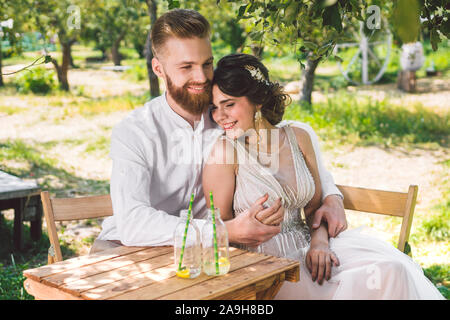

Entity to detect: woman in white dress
[202,53,444,300]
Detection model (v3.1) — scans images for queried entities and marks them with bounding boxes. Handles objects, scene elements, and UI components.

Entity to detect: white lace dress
[229,125,444,300]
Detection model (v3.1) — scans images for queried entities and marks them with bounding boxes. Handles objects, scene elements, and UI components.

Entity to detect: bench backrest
[41,191,113,264]
[41,184,418,263]
[336,184,418,253]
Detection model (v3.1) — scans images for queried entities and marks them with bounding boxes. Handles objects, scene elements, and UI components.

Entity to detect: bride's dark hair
[212,53,291,125]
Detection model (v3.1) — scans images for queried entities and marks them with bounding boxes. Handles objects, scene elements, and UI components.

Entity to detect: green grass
[0,139,110,197]
[284,92,450,148]
[68,93,150,118]
[0,212,79,300]
[0,105,25,115]
[85,135,111,155]
[414,159,450,243]
[423,264,450,299]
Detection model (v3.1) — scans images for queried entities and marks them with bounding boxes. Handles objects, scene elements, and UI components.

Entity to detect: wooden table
[23,245,300,300]
[0,170,42,250]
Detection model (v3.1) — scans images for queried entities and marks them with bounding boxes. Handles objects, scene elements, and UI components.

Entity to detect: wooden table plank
[41,246,172,288]
[23,279,81,300]
[23,246,148,282]
[158,256,298,300]
[83,249,262,300]
[0,171,40,200]
[60,247,176,295]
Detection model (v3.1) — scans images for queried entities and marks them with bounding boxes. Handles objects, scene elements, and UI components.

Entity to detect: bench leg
[30,197,43,241]
[13,198,25,251]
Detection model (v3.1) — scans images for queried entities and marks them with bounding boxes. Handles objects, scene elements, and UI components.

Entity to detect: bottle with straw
[173,193,201,279]
[201,191,230,276]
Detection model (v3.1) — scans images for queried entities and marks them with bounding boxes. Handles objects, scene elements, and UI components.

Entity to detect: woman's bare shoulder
[206,135,238,166]
[289,126,314,155]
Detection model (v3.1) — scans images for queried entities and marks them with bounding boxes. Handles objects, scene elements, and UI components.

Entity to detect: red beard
[166,75,212,116]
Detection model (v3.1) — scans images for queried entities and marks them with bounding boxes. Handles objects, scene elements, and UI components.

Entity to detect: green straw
[178,193,195,272]
[209,191,220,275]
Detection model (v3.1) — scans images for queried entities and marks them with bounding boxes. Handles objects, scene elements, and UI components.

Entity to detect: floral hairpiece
[244,65,270,85]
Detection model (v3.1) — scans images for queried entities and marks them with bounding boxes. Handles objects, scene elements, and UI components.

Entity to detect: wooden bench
[0,170,43,250]
[41,184,418,264]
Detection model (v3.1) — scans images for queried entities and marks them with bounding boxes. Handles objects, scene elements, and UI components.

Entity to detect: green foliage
[0,214,49,300]
[422,211,449,241]
[417,0,449,51]
[423,264,450,299]
[393,0,421,44]
[421,172,449,242]
[0,263,34,300]
[125,62,148,82]
[283,92,450,146]
[14,67,56,94]
[82,0,148,61]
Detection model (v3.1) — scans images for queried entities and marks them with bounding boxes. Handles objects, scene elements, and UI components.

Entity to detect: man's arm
[285,120,347,237]
[108,125,206,246]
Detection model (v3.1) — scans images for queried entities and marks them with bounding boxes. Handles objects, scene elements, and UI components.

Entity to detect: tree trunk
[52,41,71,91]
[100,47,108,61]
[69,51,76,68]
[145,0,160,98]
[134,41,146,59]
[111,33,125,66]
[0,40,4,87]
[397,70,416,93]
[69,40,77,68]
[299,56,321,105]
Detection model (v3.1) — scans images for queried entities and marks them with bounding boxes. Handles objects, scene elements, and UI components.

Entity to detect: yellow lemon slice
[176,268,190,279]
[218,257,230,267]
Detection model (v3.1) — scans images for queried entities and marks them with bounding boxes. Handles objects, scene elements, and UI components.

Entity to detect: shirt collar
[162,92,206,133]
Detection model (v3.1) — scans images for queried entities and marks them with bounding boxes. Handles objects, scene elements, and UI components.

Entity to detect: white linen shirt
[97,93,342,246]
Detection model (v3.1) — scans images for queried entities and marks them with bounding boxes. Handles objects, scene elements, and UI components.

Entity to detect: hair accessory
[244,65,270,85]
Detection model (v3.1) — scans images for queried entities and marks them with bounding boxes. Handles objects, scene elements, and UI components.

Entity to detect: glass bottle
[201,208,230,276]
[173,209,202,279]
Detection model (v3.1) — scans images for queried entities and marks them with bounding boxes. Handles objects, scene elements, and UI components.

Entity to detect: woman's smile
[222,121,238,130]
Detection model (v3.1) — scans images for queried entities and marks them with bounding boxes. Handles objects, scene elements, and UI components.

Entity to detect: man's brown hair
[151,9,211,57]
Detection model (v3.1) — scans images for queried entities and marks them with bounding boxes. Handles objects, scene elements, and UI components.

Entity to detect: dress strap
[283,125,303,160]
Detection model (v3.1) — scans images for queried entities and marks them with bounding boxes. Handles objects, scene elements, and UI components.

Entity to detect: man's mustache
[183,80,212,90]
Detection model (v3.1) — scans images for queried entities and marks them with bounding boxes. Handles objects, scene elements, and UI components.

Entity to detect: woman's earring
[254,109,262,153]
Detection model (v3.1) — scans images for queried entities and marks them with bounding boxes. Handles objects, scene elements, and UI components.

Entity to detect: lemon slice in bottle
[176,268,190,279]
[218,257,230,267]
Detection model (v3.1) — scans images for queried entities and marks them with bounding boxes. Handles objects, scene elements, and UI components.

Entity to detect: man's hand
[226,193,281,247]
[311,195,347,238]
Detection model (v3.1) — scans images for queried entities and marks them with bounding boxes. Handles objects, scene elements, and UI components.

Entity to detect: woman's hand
[255,196,284,226]
[306,242,340,285]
